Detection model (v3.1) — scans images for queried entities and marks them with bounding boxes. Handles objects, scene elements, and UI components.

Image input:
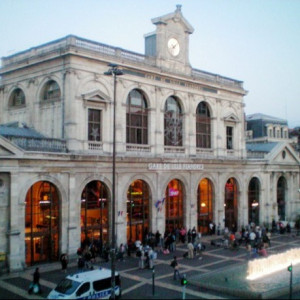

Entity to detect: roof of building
[246,142,278,152]
[0,122,45,138]
[246,113,287,124]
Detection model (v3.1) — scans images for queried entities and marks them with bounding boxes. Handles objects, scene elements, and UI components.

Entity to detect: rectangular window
[93,278,111,291]
[269,129,272,137]
[226,126,233,150]
[196,116,211,148]
[88,109,101,141]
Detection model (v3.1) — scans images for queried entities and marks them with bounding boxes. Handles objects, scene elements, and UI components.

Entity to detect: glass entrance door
[25,181,59,265]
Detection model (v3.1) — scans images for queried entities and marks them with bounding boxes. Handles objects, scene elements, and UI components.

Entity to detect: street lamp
[104,63,123,299]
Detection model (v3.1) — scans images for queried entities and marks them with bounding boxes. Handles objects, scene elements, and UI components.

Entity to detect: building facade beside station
[0,6,299,272]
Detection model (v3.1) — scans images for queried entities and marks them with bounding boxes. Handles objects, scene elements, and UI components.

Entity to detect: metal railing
[1,35,243,89]
[3,135,67,152]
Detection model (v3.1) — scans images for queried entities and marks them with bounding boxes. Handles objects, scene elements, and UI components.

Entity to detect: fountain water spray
[247,248,300,280]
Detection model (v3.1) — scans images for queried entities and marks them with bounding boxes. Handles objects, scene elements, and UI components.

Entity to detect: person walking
[60,253,68,273]
[148,247,155,269]
[28,267,41,294]
[171,256,180,280]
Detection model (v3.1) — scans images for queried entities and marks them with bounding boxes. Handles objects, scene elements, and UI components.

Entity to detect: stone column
[216,172,225,231]
[239,174,248,229]
[7,173,23,272]
[156,173,165,235]
[189,172,197,229]
[66,174,80,258]
[270,172,277,222]
[187,93,196,156]
[154,87,164,155]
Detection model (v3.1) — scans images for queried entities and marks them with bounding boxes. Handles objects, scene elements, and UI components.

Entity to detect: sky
[0,0,299,127]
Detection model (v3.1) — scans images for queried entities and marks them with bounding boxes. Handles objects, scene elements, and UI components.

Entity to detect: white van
[47,268,121,299]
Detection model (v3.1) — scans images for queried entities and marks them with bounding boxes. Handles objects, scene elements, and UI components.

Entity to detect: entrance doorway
[126,180,150,244]
[224,178,238,231]
[197,178,213,234]
[25,181,59,265]
[80,181,109,250]
[165,179,184,233]
[248,177,260,225]
[277,176,286,221]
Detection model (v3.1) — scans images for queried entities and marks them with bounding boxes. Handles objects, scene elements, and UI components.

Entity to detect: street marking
[0,280,43,299]
[21,272,57,289]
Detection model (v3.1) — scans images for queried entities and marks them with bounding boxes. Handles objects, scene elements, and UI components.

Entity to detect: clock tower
[144,5,194,74]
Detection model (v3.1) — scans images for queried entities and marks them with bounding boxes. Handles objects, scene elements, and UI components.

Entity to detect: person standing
[118,243,125,262]
[171,256,180,280]
[77,254,85,272]
[191,227,197,244]
[187,242,194,259]
[60,253,68,273]
[138,247,145,269]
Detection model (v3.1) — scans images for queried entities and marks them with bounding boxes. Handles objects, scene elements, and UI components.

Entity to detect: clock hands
[168,38,180,56]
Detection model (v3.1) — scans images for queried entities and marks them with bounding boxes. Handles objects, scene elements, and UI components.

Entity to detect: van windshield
[55,278,81,295]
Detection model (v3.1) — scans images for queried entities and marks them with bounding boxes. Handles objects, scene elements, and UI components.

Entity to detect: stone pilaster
[7,173,23,272]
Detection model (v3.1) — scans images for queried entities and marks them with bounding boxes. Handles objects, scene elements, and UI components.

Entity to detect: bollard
[181,274,187,300]
[152,266,155,296]
[288,263,293,299]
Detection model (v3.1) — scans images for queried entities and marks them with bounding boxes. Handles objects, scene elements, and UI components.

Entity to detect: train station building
[0,6,299,272]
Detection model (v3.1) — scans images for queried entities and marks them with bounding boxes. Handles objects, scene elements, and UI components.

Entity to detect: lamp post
[104,63,123,299]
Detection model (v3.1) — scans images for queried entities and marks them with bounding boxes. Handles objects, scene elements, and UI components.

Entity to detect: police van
[47,268,121,299]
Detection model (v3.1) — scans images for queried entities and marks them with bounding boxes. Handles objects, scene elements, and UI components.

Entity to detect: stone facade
[0,6,299,272]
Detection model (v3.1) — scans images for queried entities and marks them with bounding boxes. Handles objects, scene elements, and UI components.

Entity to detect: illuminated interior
[165,179,183,232]
[126,180,149,243]
[277,176,286,221]
[248,177,260,225]
[80,180,109,247]
[25,181,59,265]
[197,178,213,234]
[224,178,238,230]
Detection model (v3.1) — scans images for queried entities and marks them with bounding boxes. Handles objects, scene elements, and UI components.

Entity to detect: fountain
[189,248,300,299]
[247,248,300,280]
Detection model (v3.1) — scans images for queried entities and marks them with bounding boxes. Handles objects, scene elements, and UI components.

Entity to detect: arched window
[126,89,148,144]
[196,102,211,148]
[42,80,61,101]
[164,96,183,146]
[9,88,25,107]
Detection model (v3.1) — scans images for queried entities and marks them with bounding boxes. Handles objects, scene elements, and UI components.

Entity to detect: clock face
[168,38,180,57]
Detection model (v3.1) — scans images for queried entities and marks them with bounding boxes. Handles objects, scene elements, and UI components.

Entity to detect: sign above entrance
[148,163,204,171]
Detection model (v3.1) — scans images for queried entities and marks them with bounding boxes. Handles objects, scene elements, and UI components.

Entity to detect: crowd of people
[71,219,296,273]
[26,219,297,295]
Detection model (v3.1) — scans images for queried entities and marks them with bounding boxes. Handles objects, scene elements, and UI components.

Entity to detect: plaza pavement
[0,232,300,299]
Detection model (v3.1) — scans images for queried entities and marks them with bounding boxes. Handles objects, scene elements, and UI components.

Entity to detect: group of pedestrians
[136,244,156,269]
